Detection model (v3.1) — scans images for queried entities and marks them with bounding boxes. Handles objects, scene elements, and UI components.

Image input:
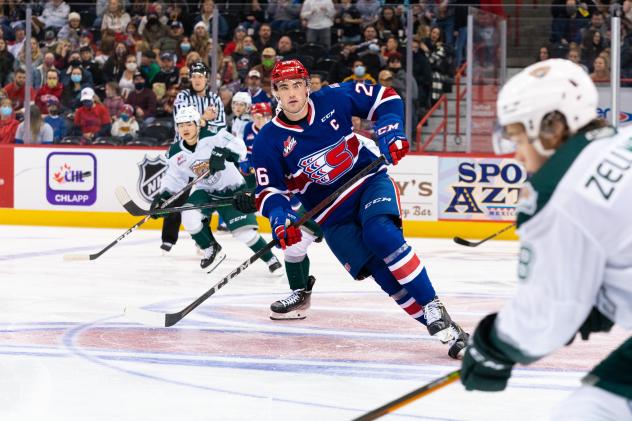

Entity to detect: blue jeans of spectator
[435,16,455,46]
[455,28,467,67]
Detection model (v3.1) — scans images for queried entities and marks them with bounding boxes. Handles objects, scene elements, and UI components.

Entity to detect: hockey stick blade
[63,253,91,261]
[115,186,148,216]
[453,223,516,248]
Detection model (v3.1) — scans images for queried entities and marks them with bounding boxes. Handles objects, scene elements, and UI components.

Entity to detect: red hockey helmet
[250,101,273,116]
[270,59,310,89]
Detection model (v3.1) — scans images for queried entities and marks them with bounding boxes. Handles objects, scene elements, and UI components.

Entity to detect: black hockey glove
[149,191,172,219]
[460,313,516,392]
[209,147,229,174]
[567,307,614,345]
[232,191,257,214]
[225,150,241,164]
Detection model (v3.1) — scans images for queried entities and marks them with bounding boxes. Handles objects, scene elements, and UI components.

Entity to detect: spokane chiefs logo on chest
[137,155,168,202]
[298,137,355,185]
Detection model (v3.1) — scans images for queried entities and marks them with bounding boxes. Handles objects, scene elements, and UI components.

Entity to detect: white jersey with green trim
[160,128,248,195]
[495,125,632,360]
[231,114,251,140]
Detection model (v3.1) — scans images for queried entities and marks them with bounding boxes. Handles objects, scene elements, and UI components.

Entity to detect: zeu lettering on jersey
[298,136,355,185]
[584,141,632,201]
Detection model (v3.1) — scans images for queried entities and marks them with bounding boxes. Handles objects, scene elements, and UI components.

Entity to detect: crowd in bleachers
[0,0,472,145]
[547,0,632,84]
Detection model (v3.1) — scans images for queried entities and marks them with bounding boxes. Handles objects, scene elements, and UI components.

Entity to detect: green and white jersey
[495,125,632,360]
[231,114,251,140]
[160,128,247,195]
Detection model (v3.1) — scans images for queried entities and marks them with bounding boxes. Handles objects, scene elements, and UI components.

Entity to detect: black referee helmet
[189,62,209,78]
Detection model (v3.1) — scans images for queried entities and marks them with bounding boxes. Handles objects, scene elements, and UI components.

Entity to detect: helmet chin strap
[531,137,555,157]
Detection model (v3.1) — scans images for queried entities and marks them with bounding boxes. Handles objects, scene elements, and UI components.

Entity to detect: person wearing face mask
[250,47,277,95]
[177,65,191,90]
[157,21,184,55]
[35,69,64,114]
[153,52,180,88]
[79,46,105,86]
[119,54,138,99]
[231,36,260,81]
[342,59,376,84]
[178,37,192,62]
[62,52,94,86]
[0,97,19,144]
[142,12,169,50]
[103,42,129,82]
[111,104,139,142]
[43,97,67,142]
[72,87,111,143]
[61,67,88,110]
[126,72,157,123]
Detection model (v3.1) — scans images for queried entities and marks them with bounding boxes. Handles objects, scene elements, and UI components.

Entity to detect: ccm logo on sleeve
[376,123,399,136]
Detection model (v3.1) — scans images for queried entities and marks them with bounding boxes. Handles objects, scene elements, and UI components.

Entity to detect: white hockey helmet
[174,106,201,125]
[497,59,598,140]
[232,91,252,107]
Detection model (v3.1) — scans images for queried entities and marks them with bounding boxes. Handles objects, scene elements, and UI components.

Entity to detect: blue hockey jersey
[240,120,260,174]
[252,81,403,226]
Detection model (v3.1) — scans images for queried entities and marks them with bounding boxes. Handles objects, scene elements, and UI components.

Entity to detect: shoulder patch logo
[137,155,168,203]
[283,136,298,157]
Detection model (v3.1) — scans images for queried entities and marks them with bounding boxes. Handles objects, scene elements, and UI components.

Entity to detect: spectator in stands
[381,35,404,61]
[36,69,64,113]
[41,29,59,55]
[376,6,403,41]
[57,12,82,49]
[342,59,376,84]
[411,36,433,112]
[15,105,54,144]
[61,66,90,110]
[142,10,169,50]
[301,0,336,48]
[255,23,276,52]
[3,68,36,111]
[590,54,610,82]
[194,0,229,41]
[191,21,212,63]
[218,54,240,91]
[185,51,203,69]
[80,46,106,86]
[53,40,71,72]
[336,0,362,44]
[157,83,179,118]
[233,36,260,81]
[329,42,357,83]
[224,25,247,57]
[0,97,19,144]
[36,53,57,89]
[14,37,43,86]
[537,45,551,62]
[104,81,125,120]
[567,45,589,72]
[157,21,184,55]
[360,25,380,46]
[250,47,277,93]
[101,0,131,35]
[550,0,585,45]
[378,69,393,88]
[219,86,234,122]
[63,51,94,86]
[424,26,450,105]
[387,54,418,102]
[111,104,138,142]
[140,50,160,85]
[73,87,111,143]
[244,69,270,104]
[34,0,70,32]
[153,52,179,88]
[356,0,380,27]
[276,35,299,61]
[310,73,324,92]
[43,97,67,142]
[8,24,26,58]
[581,10,607,42]
[127,72,157,123]
[119,54,138,98]
[0,38,14,86]
[267,0,301,33]
[582,29,606,72]
[103,42,128,83]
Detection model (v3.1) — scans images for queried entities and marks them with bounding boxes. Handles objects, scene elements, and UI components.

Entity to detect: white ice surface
[0,225,626,421]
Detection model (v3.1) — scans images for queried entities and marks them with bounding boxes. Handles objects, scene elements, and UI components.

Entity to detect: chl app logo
[46,152,97,206]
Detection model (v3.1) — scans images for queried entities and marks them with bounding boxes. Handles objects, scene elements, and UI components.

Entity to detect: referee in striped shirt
[160,61,227,252]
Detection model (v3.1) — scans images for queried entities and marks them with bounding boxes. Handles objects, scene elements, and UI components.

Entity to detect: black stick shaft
[164,156,386,327]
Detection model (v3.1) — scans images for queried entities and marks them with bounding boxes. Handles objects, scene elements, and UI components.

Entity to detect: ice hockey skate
[447,322,469,360]
[270,276,316,320]
[423,297,453,343]
[200,242,226,272]
[160,242,173,254]
[267,256,283,275]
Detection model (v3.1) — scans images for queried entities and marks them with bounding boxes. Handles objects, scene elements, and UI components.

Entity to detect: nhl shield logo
[137,155,168,202]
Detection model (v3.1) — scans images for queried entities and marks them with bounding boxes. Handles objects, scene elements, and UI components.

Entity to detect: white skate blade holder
[269,309,308,320]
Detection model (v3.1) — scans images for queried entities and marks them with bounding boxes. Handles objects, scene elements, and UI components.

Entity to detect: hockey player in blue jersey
[240,102,273,189]
[251,59,469,359]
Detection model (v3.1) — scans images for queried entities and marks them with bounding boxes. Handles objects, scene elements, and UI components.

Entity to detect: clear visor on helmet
[492,122,517,155]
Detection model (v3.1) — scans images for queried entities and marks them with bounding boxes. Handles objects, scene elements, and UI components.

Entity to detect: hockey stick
[63,169,211,261]
[352,370,461,421]
[453,223,516,248]
[114,186,236,217]
[129,155,387,327]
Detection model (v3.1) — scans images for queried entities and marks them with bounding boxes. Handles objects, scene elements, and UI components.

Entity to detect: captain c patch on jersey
[298,135,359,185]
